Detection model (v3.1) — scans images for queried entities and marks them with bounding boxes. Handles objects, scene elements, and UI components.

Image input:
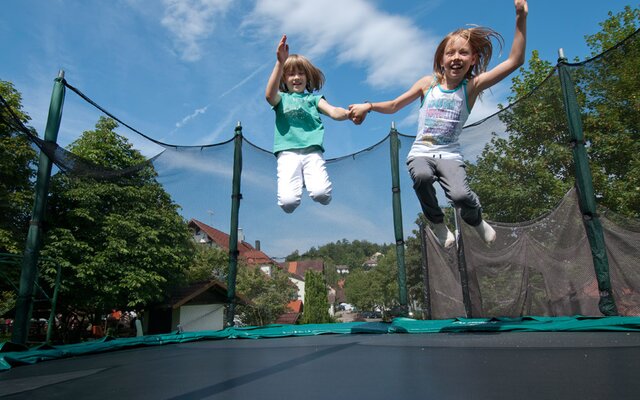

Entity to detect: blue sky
[1,0,633,257]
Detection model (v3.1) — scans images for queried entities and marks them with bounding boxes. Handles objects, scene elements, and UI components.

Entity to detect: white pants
[277,149,332,213]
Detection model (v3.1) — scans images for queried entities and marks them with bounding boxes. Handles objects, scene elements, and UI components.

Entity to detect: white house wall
[177,304,225,332]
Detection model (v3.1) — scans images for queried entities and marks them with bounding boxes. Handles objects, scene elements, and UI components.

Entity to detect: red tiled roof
[287,299,303,313]
[275,312,300,324]
[189,219,276,266]
[280,259,324,277]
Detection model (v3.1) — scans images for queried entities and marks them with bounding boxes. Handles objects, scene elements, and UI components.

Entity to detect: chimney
[255,240,261,251]
[237,228,244,243]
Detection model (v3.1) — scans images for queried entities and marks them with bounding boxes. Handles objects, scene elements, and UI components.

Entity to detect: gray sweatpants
[407,156,483,226]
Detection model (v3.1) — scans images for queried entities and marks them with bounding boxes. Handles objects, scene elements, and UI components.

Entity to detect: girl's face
[284,67,307,93]
[441,36,477,82]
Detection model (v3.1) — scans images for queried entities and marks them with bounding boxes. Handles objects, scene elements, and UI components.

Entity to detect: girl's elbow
[266,94,277,106]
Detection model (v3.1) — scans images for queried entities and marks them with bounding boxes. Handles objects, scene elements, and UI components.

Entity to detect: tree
[40,117,194,324]
[235,265,297,326]
[0,81,37,320]
[288,239,393,272]
[186,244,228,283]
[0,80,37,254]
[301,269,332,324]
[467,50,573,222]
[468,7,639,222]
[344,247,398,313]
[579,6,640,218]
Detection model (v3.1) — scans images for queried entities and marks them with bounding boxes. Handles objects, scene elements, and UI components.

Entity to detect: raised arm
[265,35,289,107]
[470,0,527,97]
[348,75,432,125]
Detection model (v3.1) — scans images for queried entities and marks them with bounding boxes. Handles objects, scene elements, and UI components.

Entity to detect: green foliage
[289,239,393,271]
[0,290,16,317]
[0,80,37,255]
[40,117,194,313]
[236,265,297,326]
[468,51,573,222]
[344,247,398,312]
[301,270,332,324]
[468,8,640,222]
[579,6,640,218]
[187,244,229,283]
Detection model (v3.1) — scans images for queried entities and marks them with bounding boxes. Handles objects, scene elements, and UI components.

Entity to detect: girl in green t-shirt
[266,34,349,213]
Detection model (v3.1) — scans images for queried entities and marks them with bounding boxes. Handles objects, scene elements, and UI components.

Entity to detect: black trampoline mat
[1,332,639,399]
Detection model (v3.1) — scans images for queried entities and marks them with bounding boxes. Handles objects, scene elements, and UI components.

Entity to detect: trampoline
[2,318,640,399]
[1,331,640,399]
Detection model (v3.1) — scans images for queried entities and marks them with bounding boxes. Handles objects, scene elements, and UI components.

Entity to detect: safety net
[0,26,639,351]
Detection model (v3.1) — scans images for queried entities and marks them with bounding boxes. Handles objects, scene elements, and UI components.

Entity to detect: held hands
[277,34,289,63]
[348,103,370,125]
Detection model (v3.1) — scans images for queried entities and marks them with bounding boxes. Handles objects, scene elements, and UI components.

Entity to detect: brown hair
[279,54,325,93]
[433,26,504,84]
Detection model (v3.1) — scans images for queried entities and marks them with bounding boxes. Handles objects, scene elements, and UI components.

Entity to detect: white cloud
[161,0,233,62]
[176,105,209,128]
[218,61,271,98]
[247,0,438,89]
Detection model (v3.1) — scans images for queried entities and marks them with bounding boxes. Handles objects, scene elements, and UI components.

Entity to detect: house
[188,219,301,325]
[281,259,325,276]
[146,278,249,334]
[336,265,349,274]
[189,219,277,274]
[275,299,303,324]
[363,252,383,269]
[286,271,306,303]
[279,259,325,301]
[280,259,337,317]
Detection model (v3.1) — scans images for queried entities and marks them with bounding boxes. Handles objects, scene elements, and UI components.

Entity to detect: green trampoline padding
[2,315,640,370]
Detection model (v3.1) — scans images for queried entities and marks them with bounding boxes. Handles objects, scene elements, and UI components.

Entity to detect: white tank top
[408,80,470,161]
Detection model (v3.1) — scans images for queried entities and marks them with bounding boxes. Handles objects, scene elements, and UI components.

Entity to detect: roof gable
[167,279,249,309]
[280,259,324,277]
[189,219,275,266]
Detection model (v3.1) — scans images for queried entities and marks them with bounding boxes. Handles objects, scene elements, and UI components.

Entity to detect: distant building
[275,299,303,324]
[189,219,309,325]
[363,252,383,269]
[336,265,349,274]
[280,259,335,317]
[189,219,277,274]
[146,278,249,334]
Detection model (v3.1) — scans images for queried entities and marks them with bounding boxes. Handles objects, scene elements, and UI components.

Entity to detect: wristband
[364,101,373,113]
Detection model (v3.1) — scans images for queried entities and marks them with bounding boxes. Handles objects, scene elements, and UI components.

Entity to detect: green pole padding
[557,58,617,316]
[12,71,66,344]
[389,126,408,311]
[226,122,243,327]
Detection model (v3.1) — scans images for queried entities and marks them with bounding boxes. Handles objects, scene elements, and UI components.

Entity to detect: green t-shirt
[273,92,325,154]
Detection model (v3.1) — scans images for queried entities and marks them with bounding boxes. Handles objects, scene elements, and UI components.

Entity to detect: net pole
[12,71,66,345]
[418,220,431,319]
[455,210,473,317]
[557,52,618,316]
[389,124,408,312]
[226,122,243,327]
[46,261,62,344]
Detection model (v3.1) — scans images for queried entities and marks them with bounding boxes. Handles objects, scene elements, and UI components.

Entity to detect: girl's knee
[414,173,435,188]
[449,188,474,205]
[309,188,331,205]
[278,195,301,213]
